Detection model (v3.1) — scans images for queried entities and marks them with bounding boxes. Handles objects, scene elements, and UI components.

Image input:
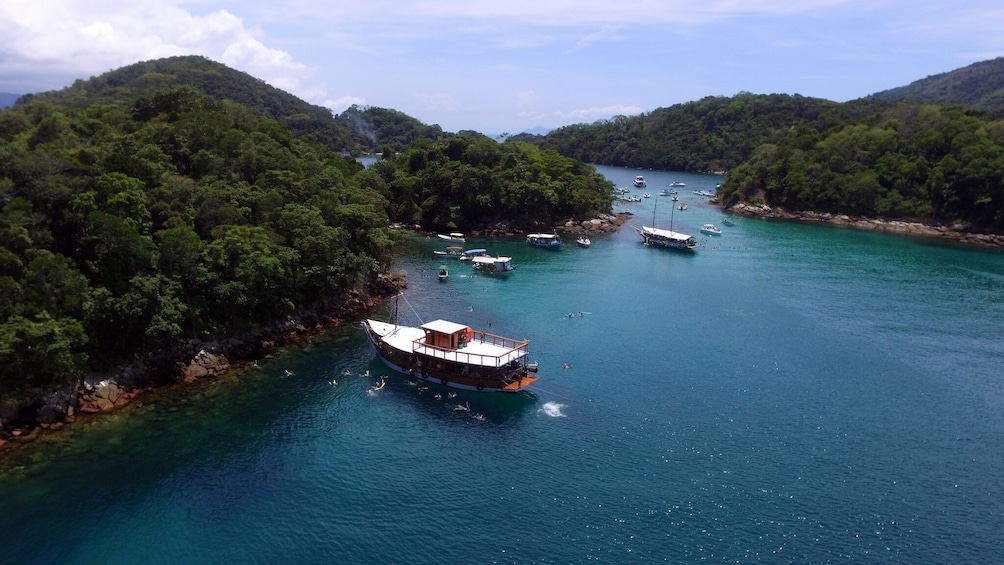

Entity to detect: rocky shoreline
[0,273,407,455]
[729,202,1004,249]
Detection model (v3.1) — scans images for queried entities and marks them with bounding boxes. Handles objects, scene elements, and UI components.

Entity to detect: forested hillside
[370,135,615,230]
[717,103,1004,229]
[14,56,450,155]
[866,57,1004,112]
[513,93,890,172]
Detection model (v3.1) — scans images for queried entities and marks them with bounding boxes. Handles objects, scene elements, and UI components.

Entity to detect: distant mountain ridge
[11,55,447,153]
[866,57,1004,111]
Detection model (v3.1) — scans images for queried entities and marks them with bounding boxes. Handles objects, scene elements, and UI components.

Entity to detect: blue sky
[1,1,1003,135]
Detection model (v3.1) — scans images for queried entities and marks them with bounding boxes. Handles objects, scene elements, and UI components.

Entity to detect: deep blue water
[2,166,1003,564]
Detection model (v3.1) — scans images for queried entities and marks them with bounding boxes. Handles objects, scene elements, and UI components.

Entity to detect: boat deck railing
[411,331,528,368]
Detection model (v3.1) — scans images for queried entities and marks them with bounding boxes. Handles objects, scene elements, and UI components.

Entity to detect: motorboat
[526,233,563,249]
[471,255,515,274]
[636,226,698,250]
[361,318,539,392]
[643,193,651,198]
[700,223,723,236]
[633,175,647,187]
[433,245,464,258]
[437,232,466,243]
[678,203,687,210]
[438,264,449,281]
[576,234,591,247]
[669,181,686,187]
[459,248,489,261]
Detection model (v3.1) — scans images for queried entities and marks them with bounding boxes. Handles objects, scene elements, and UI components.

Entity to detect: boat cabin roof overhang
[421,319,469,335]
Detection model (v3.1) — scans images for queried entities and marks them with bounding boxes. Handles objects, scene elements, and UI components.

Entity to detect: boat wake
[539,401,567,418]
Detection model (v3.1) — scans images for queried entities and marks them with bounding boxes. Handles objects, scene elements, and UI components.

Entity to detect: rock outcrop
[729,202,1004,248]
[0,274,408,455]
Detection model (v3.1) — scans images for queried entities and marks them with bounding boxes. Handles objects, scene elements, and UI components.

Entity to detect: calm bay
[1,165,1002,563]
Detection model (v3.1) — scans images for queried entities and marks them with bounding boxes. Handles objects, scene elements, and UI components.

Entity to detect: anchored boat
[361,318,540,392]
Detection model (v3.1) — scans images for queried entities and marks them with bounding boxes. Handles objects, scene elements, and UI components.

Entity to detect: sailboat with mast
[635,196,697,250]
[361,296,540,392]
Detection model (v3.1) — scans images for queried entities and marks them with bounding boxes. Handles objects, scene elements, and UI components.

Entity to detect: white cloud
[518,90,538,105]
[0,1,307,92]
[322,95,367,114]
[555,104,645,123]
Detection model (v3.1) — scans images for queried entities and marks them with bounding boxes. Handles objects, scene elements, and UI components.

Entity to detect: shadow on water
[359,356,540,427]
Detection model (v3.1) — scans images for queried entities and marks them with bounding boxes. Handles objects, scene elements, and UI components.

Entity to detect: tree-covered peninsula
[717,103,1004,231]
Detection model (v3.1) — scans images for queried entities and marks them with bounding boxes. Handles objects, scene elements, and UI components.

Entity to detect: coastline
[0,273,407,456]
[728,201,1004,249]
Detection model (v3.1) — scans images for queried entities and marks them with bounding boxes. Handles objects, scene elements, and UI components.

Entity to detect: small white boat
[700,223,723,236]
[576,234,591,247]
[438,264,449,281]
[669,181,686,187]
[526,233,563,249]
[633,175,647,187]
[433,245,464,258]
[671,195,679,201]
[643,193,651,198]
[437,232,466,243]
[678,203,687,210]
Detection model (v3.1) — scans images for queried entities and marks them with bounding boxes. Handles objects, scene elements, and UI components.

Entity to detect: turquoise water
[2,166,1003,563]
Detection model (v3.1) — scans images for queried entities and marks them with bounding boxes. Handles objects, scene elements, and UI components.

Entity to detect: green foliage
[0,79,398,394]
[717,103,1004,229]
[381,134,615,231]
[514,93,887,172]
[866,57,1004,112]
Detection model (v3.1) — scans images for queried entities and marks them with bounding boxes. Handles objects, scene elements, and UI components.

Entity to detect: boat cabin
[460,248,488,260]
[420,319,474,349]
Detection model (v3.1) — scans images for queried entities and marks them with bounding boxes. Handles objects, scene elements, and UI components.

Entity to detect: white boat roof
[463,248,487,253]
[642,225,693,241]
[472,256,512,263]
[421,319,469,334]
[527,233,559,239]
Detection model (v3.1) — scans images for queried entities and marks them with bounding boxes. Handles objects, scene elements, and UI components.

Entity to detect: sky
[1,1,1003,136]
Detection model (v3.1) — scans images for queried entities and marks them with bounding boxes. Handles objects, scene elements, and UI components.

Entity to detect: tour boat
[633,175,647,187]
[636,197,697,251]
[471,255,515,274]
[526,233,563,249]
[437,232,466,243]
[636,226,698,250]
[361,318,540,392]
